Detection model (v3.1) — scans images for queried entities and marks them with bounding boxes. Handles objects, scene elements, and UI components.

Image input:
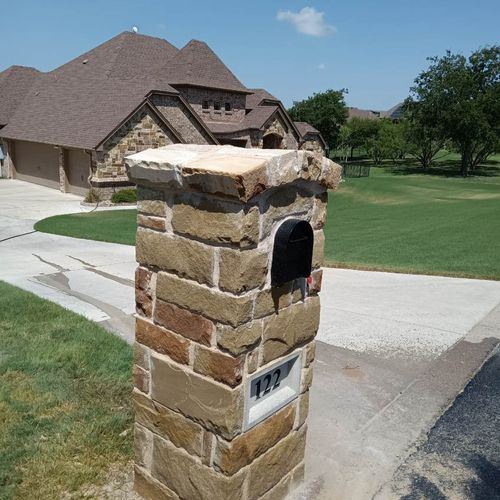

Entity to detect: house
[347,103,404,122]
[0,32,325,198]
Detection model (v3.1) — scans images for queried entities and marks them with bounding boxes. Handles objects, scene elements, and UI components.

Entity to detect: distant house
[0,32,325,198]
[347,103,404,122]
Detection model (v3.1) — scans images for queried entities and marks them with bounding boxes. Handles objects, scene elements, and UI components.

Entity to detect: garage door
[67,149,90,195]
[14,140,59,189]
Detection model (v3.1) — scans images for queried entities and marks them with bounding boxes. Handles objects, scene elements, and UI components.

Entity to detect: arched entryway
[263,133,283,149]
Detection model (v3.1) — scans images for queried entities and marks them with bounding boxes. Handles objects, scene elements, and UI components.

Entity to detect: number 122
[255,368,281,399]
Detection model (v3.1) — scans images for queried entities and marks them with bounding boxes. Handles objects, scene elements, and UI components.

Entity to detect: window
[224,102,232,112]
[214,101,221,111]
[202,100,210,110]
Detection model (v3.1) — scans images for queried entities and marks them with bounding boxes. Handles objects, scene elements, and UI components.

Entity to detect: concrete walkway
[1,179,499,499]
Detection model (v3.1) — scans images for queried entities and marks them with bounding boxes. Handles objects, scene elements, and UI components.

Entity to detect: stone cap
[125,144,342,201]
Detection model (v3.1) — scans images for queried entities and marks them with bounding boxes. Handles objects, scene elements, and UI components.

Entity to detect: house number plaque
[243,351,302,430]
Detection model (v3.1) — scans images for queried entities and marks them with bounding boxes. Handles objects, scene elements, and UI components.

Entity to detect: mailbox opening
[271,219,314,286]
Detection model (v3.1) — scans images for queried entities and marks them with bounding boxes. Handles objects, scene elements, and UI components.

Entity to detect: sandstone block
[247,349,259,374]
[262,297,320,364]
[136,317,189,365]
[136,288,153,318]
[134,390,204,456]
[254,283,294,319]
[154,300,213,346]
[311,191,328,229]
[156,273,253,327]
[137,199,166,218]
[216,320,262,355]
[138,214,166,232]
[134,364,150,394]
[134,341,149,370]
[301,366,313,393]
[296,391,309,429]
[259,475,290,500]
[193,346,244,388]
[305,341,316,367]
[312,230,325,268]
[260,186,314,238]
[136,266,153,291]
[151,434,246,500]
[247,427,307,500]
[135,465,179,500]
[290,462,306,490]
[135,423,153,469]
[214,404,295,476]
[136,228,214,285]
[150,353,243,439]
[309,269,323,295]
[218,247,268,294]
[172,195,259,248]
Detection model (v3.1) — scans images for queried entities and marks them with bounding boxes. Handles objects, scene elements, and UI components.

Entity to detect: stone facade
[177,87,246,124]
[126,145,341,500]
[262,115,299,150]
[150,93,216,145]
[90,105,178,199]
[300,134,325,154]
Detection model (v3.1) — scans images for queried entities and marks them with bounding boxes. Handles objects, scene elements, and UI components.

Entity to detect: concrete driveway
[0,180,137,343]
[1,179,499,499]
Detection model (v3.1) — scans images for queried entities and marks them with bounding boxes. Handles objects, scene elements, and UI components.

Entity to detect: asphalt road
[380,350,500,499]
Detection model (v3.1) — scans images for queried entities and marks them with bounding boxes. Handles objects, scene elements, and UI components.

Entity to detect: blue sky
[2,0,499,110]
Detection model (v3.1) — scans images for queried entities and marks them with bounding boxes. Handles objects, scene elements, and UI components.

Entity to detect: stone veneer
[126,144,341,500]
[90,105,178,199]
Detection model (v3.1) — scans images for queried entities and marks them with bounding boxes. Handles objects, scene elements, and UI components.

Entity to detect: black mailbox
[271,219,314,286]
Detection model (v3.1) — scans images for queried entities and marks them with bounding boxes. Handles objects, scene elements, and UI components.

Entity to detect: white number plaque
[243,351,302,430]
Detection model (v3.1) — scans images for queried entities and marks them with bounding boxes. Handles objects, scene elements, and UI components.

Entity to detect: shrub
[84,188,101,203]
[111,189,137,204]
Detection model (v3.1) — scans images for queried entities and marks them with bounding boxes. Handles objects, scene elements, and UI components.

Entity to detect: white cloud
[276,7,336,37]
[317,63,326,70]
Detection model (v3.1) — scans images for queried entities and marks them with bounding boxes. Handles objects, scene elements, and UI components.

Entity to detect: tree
[288,89,348,149]
[344,117,379,159]
[407,46,500,176]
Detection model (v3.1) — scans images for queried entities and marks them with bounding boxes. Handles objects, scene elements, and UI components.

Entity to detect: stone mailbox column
[126,145,341,500]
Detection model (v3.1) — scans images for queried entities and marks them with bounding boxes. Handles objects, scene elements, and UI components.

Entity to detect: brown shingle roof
[347,107,381,120]
[246,88,279,109]
[206,105,278,134]
[165,40,249,93]
[0,66,40,126]
[294,121,320,136]
[0,32,185,149]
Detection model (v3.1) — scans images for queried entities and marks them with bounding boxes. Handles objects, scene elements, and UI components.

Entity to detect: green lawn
[34,209,137,246]
[0,281,133,499]
[34,163,500,280]
[325,166,500,279]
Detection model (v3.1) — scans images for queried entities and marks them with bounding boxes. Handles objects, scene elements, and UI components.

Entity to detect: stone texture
[218,247,268,293]
[172,195,259,248]
[133,364,150,394]
[138,199,166,217]
[247,427,307,500]
[151,434,246,500]
[301,366,314,394]
[311,191,328,229]
[312,230,325,268]
[259,474,290,500]
[193,346,244,388]
[150,353,243,439]
[135,423,153,469]
[296,391,309,429]
[309,269,323,295]
[134,390,204,457]
[126,145,342,203]
[156,272,254,327]
[135,466,180,500]
[135,267,154,318]
[247,349,259,374]
[304,341,316,367]
[254,283,295,319]
[136,228,214,286]
[262,297,321,364]
[134,342,149,370]
[137,214,166,232]
[260,185,314,237]
[214,404,295,475]
[216,320,262,355]
[154,300,214,347]
[136,317,190,365]
[290,462,306,490]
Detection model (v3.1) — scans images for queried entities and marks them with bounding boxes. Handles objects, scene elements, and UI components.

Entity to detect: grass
[0,281,133,500]
[34,209,137,246]
[34,156,500,280]
[325,163,500,279]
